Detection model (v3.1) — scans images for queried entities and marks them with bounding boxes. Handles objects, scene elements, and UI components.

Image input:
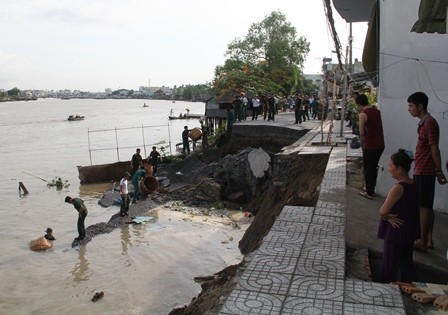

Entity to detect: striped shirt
[414,114,439,175]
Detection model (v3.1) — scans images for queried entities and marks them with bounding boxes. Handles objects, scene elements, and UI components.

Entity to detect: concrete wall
[376,0,448,213]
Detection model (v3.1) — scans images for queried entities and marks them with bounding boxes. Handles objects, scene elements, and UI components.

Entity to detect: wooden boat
[168,114,203,120]
[67,115,85,121]
[77,161,152,184]
[77,161,130,184]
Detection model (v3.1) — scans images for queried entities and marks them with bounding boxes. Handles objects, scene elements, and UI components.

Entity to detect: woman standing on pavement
[377,149,420,283]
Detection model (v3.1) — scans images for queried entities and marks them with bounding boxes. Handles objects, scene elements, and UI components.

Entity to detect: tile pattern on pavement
[218,122,405,314]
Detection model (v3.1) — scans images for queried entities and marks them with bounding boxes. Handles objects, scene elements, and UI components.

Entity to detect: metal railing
[87,124,172,165]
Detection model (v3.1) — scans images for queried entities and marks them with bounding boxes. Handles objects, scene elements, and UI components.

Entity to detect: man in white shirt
[252,97,260,120]
[120,172,131,217]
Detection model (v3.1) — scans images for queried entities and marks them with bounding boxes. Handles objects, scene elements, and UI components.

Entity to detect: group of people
[292,93,319,124]
[229,92,278,127]
[130,147,161,204]
[226,92,321,133]
[230,92,264,123]
[355,91,447,283]
[62,147,162,241]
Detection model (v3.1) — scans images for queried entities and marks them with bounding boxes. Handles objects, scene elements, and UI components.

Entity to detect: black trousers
[120,194,130,216]
[362,148,384,196]
[295,109,302,123]
[77,214,87,238]
[252,107,259,120]
[302,106,309,121]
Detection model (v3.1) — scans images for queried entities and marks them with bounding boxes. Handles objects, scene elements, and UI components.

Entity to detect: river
[0,98,246,314]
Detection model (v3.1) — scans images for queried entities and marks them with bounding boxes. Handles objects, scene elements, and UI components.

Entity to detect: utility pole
[339,25,353,138]
[340,46,349,137]
[321,57,332,143]
[349,23,353,75]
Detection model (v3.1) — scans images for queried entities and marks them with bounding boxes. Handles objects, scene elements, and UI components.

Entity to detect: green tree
[152,89,166,99]
[214,10,310,96]
[7,87,20,96]
[299,78,319,96]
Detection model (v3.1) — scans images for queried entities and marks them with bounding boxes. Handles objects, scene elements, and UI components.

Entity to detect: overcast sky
[0,0,367,92]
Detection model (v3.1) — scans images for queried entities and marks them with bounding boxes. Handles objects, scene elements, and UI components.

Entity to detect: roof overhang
[332,0,376,22]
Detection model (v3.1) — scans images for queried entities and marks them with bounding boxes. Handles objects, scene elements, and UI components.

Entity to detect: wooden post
[19,182,29,194]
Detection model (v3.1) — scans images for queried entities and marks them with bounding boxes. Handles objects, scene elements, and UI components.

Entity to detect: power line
[322,0,343,68]
[380,52,448,64]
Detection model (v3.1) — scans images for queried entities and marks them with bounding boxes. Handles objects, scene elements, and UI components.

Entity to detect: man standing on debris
[120,172,131,216]
[65,196,88,241]
[148,146,161,175]
[357,94,385,200]
[182,126,190,154]
[132,166,146,204]
[131,148,142,176]
[407,92,447,252]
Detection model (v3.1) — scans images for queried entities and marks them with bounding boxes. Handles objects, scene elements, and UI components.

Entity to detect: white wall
[376,0,448,213]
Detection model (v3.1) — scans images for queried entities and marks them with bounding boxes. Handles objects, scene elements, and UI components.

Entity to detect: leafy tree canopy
[213,10,310,98]
[7,87,20,96]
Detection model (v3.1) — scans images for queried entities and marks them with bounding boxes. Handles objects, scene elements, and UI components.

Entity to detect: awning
[362,4,378,75]
[411,0,448,34]
[332,0,376,22]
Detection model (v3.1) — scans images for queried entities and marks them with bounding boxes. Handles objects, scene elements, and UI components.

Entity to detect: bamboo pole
[19,182,29,194]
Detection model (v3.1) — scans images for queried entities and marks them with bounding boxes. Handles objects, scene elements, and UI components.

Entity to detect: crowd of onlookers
[226,92,324,132]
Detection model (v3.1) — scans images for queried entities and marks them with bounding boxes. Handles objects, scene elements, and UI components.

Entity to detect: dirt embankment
[89,130,331,315]
[167,149,329,314]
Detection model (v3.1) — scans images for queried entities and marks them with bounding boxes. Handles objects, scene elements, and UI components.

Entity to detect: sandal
[358,191,373,200]
[363,187,378,196]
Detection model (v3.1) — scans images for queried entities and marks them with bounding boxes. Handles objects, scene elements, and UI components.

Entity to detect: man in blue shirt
[132,166,146,203]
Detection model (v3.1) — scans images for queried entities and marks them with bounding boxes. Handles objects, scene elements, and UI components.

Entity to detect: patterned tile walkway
[217,122,405,314]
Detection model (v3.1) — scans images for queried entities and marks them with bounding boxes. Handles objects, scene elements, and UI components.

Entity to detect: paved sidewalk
[216,114,407,314]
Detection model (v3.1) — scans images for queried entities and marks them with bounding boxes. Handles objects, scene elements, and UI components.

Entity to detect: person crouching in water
[377,149,420,283]
[44,227,56,240]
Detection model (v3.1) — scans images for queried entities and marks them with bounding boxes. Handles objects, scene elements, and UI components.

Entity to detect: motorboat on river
[67,115,85,121]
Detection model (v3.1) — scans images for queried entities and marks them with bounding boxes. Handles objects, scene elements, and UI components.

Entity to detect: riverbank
[163,115,448,315]
[69,111,447,314]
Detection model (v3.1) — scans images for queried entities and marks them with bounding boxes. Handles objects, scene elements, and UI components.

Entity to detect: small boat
[168,114,203,120]
[143,103,149,107]
[67,115,85,121]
